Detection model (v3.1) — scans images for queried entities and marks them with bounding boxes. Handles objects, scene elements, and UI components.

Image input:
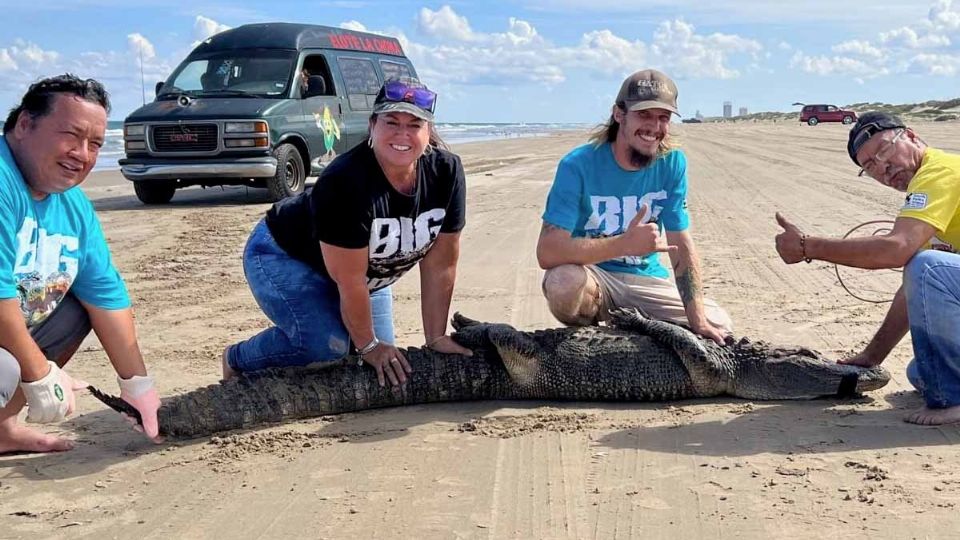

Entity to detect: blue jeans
[904,250,960,408]
[227,220,395,372]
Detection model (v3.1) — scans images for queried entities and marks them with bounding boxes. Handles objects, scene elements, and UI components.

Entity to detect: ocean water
[96,122,588,171]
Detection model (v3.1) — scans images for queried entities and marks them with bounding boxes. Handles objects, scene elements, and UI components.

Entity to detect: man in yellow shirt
[774,112,960,425]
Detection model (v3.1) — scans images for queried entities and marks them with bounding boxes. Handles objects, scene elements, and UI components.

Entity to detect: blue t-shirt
[0,137,129,326]
[542,143,690,279]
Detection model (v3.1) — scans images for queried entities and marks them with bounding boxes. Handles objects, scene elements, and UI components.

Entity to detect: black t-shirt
[265,143,466,291]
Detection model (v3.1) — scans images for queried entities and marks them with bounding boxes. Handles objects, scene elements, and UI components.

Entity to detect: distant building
[739,107,748,116]
[723,101,732,118]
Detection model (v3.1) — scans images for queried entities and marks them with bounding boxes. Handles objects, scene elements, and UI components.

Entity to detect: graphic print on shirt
[13,217,79,325]
[367,208,446,290]
[583,191,669,265]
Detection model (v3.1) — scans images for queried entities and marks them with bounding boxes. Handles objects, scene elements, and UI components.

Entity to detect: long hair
[4,74,110,133]
[587,102,673,157]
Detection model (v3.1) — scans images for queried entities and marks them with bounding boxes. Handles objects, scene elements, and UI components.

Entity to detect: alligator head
[723,338,891,400]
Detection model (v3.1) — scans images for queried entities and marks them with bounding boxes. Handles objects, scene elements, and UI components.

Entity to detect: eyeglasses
[858,129,905,179]
[381,80,437,113]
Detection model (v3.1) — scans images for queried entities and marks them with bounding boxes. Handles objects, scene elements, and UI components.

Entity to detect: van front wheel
[267,144,305,202]
[133,181,176,205]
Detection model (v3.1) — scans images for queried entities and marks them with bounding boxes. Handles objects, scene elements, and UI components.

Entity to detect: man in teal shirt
[537,70,731,343]
[0,74,161,453]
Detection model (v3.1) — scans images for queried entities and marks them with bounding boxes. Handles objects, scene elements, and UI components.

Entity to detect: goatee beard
[629,148,654,168]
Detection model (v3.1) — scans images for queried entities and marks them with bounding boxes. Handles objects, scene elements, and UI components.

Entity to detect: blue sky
[2,0,960,123]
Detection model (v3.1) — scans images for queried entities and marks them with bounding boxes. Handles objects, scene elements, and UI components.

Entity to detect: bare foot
[221,345,238,381]
[904,405,960,425]
[0,422,74,454]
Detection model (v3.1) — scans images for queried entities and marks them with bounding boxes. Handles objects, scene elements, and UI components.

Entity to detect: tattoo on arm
[676,267,701,306]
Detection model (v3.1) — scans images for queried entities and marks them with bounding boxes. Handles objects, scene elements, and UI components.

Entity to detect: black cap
[847,111,906,166]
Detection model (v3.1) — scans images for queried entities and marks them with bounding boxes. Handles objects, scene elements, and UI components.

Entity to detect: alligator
[89,309,890,438]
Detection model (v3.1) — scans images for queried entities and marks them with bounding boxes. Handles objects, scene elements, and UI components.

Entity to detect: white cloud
[9,40,59,65]
[929,0,960,30]
[789,51,888,78]
[194,15,230,43]
[649,20,762,79]
[339,20,368,32]
[394,9,760,88]
[832,40,884,58]
[880,27,950,48]
[0,49,16,71]
[127,33,156,61]
[417,5,477,42]
[906,52,960,74]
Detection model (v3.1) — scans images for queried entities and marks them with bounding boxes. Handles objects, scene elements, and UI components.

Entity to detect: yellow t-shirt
[898,147,960,253]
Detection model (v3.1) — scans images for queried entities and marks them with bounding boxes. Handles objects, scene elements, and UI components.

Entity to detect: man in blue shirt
[537,70,732,343]
[0,74,161,453]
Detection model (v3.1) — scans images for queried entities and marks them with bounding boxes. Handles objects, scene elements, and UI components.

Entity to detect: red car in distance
[799,104,857,126]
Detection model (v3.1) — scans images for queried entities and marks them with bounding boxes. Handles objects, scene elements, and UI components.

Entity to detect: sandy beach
[2,121,960,539]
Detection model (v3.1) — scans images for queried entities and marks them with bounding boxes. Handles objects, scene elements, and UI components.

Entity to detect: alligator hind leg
[608,308,732,381]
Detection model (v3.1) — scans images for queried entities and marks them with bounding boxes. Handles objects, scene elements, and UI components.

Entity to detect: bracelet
[358,336,380,355]
[799,234,812,264]
[356,336,380,366]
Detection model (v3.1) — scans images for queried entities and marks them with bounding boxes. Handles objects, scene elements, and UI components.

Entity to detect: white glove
[20,361,85,424]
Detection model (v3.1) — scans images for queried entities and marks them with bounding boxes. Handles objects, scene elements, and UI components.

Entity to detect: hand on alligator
[426,335,474,357]
[774,212,808,264]
[361,342,412,386]
[118,374,163,443]
[689,320,729,346]
[20,361,88,424]
[837,350,885,368]
[620,204,677,257]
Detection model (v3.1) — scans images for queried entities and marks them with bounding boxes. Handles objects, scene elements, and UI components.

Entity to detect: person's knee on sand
[0,349,20,410]
[542,265,601,326]
[227,326,352,374]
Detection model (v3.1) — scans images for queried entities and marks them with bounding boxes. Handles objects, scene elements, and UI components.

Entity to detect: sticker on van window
[314,105,342,160]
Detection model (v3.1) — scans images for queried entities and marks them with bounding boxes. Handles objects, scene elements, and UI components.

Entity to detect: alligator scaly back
[88,312,891,439]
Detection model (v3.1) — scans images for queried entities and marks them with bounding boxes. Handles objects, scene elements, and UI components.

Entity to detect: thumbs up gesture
[774,212,809,264]
[619,204,678,257]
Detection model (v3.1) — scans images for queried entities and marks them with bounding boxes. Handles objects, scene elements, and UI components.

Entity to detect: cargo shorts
[585,265,734,334]
[0,294,92,409]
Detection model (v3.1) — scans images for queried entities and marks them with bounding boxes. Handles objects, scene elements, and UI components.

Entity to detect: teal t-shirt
[542,143,690,279]
[0,137,129,326]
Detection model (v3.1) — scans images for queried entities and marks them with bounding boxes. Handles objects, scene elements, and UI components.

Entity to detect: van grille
[151,124,218,152]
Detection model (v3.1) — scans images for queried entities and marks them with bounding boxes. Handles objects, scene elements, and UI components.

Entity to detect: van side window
[338,57,381,110]
[301,54,335,97]
[380,61,412,82]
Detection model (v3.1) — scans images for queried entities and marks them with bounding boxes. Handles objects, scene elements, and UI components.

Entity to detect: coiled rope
[834,219,899,304]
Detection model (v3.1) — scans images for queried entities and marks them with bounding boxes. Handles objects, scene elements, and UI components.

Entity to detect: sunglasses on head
[382,80,437,113]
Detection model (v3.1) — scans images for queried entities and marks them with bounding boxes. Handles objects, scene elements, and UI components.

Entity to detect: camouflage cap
[616,69,679,116]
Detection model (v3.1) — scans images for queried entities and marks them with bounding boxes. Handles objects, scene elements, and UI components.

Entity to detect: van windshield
[158,49,296,99]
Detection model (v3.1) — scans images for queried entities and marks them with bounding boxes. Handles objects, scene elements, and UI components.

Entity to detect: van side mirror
[155,81,164,97]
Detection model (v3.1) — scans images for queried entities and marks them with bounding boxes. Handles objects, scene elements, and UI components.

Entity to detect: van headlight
[124,124,145,137]
[224,121,268,133]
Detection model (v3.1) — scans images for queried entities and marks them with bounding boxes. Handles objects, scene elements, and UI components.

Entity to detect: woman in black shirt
[223,79,471,386]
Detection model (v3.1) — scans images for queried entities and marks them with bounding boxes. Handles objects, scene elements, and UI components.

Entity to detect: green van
[120,22,419,204]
